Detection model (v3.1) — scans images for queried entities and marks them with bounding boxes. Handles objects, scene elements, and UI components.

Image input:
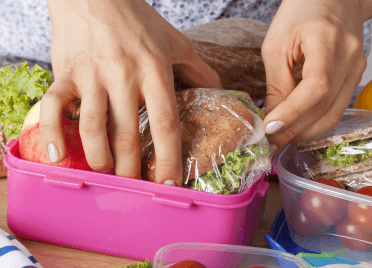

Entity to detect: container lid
[152,242,311,268]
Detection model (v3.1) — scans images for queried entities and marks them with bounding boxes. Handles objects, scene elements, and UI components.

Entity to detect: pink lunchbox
[3,138,269,261]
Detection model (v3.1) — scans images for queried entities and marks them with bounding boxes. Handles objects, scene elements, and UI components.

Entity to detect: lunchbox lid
[273,108,372,207]
[152,242,311,268]
[4,138,269,209]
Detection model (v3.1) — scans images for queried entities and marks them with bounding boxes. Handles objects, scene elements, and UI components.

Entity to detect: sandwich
[295,115,372,190]
[140,88,270,194]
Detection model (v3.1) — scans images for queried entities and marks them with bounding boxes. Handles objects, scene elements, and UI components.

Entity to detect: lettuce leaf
[0,62,52,139]
[118,259,153,268]
[186,144,261,194]
[315,140,372,168]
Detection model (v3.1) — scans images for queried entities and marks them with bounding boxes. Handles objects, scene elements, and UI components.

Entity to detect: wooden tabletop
[0,175,283,268]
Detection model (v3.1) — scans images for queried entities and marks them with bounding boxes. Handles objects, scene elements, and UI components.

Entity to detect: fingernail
[48,143,59,163]
[266,121,285,134]
[270,144,278,156]
[164,180,176,186]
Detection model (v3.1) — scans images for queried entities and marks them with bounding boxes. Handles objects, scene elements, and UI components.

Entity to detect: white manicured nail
[164,180,176,186]
[48,143,59,163]
[266,121,285,134]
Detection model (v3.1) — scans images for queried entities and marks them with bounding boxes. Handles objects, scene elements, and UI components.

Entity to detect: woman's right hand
[42,0,222,186]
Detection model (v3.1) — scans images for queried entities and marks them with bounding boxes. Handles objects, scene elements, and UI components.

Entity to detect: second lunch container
[273,109,372,263]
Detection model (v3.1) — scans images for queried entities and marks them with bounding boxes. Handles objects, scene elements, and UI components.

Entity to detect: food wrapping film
[139,88,271,194]
[294,114,372,192]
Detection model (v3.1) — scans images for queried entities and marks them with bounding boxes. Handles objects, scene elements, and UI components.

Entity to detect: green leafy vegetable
[315,140,372,168]
[185,144,261,194]
[0,62,52,139]
[118,259,153,268]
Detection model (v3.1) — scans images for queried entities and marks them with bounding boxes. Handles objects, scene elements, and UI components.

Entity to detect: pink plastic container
[3,139,269,261]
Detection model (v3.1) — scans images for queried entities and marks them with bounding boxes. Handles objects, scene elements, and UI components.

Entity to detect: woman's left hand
[262,0,368,151]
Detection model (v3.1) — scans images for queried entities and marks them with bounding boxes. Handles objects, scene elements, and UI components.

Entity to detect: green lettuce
[0,62,52,139]
[315,140,372,168]
[118,259,152,268]
[185,144,262,194]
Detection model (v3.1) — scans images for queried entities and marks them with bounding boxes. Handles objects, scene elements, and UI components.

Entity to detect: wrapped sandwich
[296,115,372,191]
[140,88,271,194]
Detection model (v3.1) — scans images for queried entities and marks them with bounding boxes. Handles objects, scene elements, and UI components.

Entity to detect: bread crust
[296,115,372,152]
[311,155,372,179]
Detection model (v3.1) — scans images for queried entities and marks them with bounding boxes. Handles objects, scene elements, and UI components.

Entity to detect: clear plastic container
[153,242,311,268]
[273,109,372,262]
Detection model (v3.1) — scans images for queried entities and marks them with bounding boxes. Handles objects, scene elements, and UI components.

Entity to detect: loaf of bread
[174,18,304,102]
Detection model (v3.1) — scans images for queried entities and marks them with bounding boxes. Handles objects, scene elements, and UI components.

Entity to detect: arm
[43,0,222,184]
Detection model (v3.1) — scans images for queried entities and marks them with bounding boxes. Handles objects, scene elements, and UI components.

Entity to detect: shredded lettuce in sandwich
[228,92,264,119]
[185,144,262,194]
[118,259,152,268]
[315,140,372,168]
[0,62,52,139]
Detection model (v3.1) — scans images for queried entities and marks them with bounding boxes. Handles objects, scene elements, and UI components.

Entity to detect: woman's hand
[261,0,369,151]
[41,0,222,185]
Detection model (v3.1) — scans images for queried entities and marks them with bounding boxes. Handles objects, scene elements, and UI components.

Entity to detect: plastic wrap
[294,113,372,192]
[139,88,271,194]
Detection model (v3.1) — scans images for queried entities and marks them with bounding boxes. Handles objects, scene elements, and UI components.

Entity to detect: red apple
[348,186,372,232]
[300,178,347,226]
[287,197,324,237]
[336,216,372,251]
[19,116,93,171]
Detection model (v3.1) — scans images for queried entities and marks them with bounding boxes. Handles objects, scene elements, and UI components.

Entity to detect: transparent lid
[153,242,311,268]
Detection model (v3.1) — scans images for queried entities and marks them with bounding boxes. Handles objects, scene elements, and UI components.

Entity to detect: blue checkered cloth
[0,229,43,268]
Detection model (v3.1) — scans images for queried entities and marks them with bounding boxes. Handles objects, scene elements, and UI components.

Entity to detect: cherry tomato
[348,186,372,232]
[169,260,207,268]
[336,215,372,251]
[287,197,324,237]
[300,178,347,226]
[314,178,345,189]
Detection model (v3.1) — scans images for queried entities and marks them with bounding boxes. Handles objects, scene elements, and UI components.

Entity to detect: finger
[142,63,183,186]
[173,44,223,89]
[108,77,142,179]
[261,36,298,116]
[39,77,79,162]
[269,52,367,149]
[78,80,114,171]
[291,52,368,142]
[263,33,336,135]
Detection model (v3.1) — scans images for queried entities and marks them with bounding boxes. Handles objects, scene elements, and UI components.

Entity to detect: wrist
[359,0,372,21]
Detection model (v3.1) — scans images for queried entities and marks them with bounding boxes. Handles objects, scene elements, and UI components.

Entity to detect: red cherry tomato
[314,178,345,189]
[336,216,372,251]
[348,186,372,232]
[287,198,324,237]
[300,178,347,226]
[169,260,207,268]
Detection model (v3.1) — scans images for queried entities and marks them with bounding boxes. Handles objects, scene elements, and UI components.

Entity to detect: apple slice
[22,100,41,131]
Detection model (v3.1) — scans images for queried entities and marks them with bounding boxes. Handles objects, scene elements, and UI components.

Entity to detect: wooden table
[0,175,283,268]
